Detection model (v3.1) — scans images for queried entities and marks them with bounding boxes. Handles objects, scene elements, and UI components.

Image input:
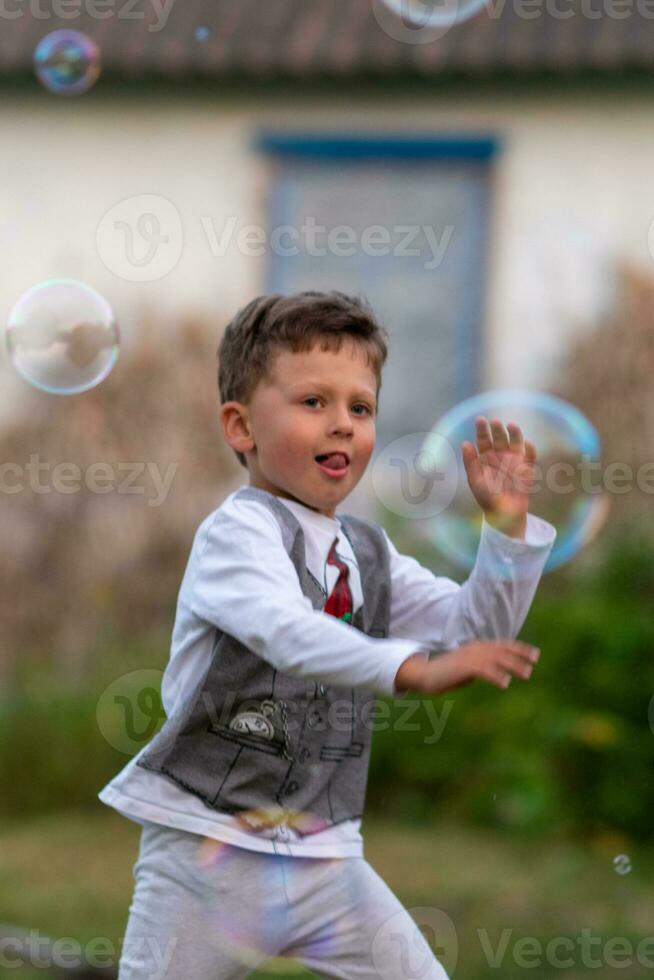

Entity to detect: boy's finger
[461,442,484,491]
[487,668,512,690]
[496,640,541,662]
[525,439,537,464]
[500,652,537,679]
[475,416,493,454]
[513,644,540,663]
[490,417,510,452]
[461,440,478,472]
[507,421,525,455]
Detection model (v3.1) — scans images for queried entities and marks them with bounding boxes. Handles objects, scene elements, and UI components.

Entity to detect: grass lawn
[1,808,653,979]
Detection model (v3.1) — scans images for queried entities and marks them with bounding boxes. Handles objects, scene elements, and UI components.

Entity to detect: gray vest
[137,485,392,832]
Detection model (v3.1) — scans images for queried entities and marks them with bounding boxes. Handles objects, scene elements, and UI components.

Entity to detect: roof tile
[3,0,654,81]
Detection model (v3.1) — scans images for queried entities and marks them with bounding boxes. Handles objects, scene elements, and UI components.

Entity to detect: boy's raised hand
[395,640,541,696]
[461,416,537,539]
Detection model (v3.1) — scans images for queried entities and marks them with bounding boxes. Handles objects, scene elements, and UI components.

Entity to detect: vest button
[299,747,311,761]
[286,781,299,794]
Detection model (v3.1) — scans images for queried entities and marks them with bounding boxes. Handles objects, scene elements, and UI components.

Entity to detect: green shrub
[368,528,654,841]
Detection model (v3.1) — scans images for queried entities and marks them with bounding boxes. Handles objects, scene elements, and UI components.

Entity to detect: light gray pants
[118,820,450,980]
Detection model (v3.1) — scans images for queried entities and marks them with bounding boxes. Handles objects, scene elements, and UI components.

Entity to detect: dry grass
[0,314,240,683]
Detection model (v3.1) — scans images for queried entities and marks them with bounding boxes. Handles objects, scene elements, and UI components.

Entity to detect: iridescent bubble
[6,279,119,395]
[420,390,609,573]
[34,30,101,96]
[380,0,489,29]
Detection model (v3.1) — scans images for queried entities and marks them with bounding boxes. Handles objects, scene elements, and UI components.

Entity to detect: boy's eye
[303,398,373,416]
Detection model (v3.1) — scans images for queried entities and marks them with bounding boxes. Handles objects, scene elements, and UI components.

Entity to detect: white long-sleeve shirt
[98,488,555,858]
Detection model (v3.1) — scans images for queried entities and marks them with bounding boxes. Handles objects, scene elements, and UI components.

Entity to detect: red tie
[324,538,353,624]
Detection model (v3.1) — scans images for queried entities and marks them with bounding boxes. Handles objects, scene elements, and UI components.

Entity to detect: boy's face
[223,339,378,518]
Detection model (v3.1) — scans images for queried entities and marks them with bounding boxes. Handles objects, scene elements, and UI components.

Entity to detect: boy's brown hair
[218,290,389,468]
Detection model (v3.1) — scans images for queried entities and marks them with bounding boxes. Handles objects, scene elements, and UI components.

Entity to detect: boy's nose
[327,406,354,435]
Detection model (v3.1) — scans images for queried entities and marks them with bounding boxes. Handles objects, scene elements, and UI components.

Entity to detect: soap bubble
[382,0,488,26]
[34,30,101,96]
[6,279,119,395]
[419,390,609,573]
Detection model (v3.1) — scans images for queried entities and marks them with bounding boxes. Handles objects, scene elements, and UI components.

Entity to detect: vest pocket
[207,696,292,757]
[207,721,284,757]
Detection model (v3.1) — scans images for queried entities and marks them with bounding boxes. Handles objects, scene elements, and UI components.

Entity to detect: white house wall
[1,90,653,417]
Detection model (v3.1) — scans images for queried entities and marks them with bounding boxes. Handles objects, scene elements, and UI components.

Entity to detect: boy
[100,290,555,979]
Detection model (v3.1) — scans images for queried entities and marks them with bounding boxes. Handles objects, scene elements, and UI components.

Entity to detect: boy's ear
[220,401,255,455]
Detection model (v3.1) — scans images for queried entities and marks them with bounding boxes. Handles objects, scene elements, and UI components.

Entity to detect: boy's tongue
[318,453,348,470]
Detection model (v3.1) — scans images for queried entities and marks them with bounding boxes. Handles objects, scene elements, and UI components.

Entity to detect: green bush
[368,526,654,842]
[0,640,168,821]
